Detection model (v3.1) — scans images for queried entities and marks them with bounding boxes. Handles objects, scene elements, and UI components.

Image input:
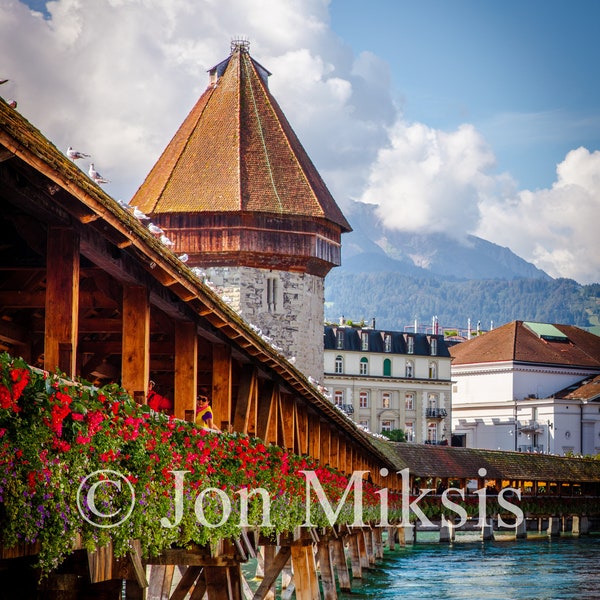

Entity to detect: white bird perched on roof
[130,206,150,220]
[7,100,17,109]
[67,146,91,161]
[159,234,174,247]
[177,253,189,263]
[147,222,164,236]
[88,163,110,184]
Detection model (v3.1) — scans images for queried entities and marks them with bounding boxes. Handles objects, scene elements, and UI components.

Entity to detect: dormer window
[407,336,414,354]
[430,337,437,356]
[361,332,369,351]
[384,333,392,353]
[336,329,344,350]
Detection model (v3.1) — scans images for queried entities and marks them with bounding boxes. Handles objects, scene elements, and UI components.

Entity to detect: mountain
[324,202,600,333]
[340,201,551,280]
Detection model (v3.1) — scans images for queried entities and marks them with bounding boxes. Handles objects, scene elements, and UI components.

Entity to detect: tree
[381,428,405,442]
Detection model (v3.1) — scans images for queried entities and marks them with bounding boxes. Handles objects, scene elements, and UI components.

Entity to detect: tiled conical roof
[131,40,350,232]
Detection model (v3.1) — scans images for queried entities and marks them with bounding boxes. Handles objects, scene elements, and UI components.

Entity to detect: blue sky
[2,0,600,284]
[331,0,600,191]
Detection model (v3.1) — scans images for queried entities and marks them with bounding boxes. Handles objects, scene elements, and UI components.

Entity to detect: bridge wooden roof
[371,440,600,483]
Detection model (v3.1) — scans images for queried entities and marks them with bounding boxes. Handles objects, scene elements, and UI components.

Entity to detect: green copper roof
[524,322,569,341]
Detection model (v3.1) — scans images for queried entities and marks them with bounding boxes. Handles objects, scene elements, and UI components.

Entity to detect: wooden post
[279,393,296,450]
[254,545,291,600]
[331,537,351,593]
[232,364,257,434]
[44,227,80,376]
[147,564,175,599]
[212,344,232,432]
[358,529,370,570]
[203,565,242,600]
[291,544,320,600]
[256,381,275,441]
[317,541,337,600]
[373,527,384,559]
[347,534,362,579]
[121,285,150,401]
[295,402,309,455]
[174,321,197,420]
[387,526,396,550]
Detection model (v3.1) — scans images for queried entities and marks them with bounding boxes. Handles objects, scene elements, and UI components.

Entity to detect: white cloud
[359,120,498,235]
[1,0,599,284]
[476,147,600,284]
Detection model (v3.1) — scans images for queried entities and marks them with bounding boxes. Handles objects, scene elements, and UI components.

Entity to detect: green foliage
[325,272,600,331]
[381,429,405,442]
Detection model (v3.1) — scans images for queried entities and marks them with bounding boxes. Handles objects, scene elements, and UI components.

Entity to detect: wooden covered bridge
[0,81,401,599]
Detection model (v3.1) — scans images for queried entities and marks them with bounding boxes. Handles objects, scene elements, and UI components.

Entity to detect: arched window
[429,361,437,379]
[335,355,344,374]
[405,360,414,378]
[383,358,392,377]
[360,357,369,376]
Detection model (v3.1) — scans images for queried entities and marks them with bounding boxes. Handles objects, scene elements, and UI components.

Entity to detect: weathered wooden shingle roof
[369,439,600,483]
[450,320,600,369]
[130,42,350,232]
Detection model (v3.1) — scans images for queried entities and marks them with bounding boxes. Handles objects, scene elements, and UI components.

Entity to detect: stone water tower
[130,40,351,381]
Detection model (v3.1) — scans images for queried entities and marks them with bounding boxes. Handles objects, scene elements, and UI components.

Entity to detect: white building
[450,320,600,455]
[323,322,452,444]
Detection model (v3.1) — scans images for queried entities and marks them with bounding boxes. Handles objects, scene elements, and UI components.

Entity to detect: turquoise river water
[340,533,600,600]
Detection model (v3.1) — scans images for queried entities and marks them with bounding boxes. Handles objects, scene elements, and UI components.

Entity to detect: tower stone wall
[205,266,324,382]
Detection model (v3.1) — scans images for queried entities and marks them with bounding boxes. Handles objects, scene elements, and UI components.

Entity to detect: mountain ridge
[324,202,600,333]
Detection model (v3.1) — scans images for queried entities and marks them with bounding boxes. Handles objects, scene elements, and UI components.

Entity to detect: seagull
[147,223,164,236]
[88,163,110,184]
[159,234,174,247]
[67,146,91,161]
[7,100,17,109]
[130,206,150,220]
[177,253,189,263]
[0,79,8,85]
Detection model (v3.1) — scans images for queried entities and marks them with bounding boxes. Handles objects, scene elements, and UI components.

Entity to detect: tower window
[266,277,278,313]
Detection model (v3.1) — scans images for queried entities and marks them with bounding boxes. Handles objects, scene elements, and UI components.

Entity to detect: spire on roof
[230,37,250,54]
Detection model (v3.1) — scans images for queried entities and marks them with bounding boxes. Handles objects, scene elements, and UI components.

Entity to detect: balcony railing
[426,407,448,418]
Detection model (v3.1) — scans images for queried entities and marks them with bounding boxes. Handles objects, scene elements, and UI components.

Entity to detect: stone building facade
[323,322,452,443]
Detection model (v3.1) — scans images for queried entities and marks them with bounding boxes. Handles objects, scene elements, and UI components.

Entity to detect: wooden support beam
[279,393,295,451]
[308,412,321,463]
[44,227,80,376]
[329,430,339,471]
[212,344,232,432]
[256,380,275,442]
[203,564,242,600]
[147,564,175,599]
[232,364,257,434]
[121,285,150,403]
[316,541,337,600]
[347,534,362,579]
[170,566,203,600]
[291,544,320,600]
[320,422,331,466]
[252,545,291,600]
[295,402,308,456]
[331,537,351,592]
[174,321,197,421]
[265,386,280,446]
